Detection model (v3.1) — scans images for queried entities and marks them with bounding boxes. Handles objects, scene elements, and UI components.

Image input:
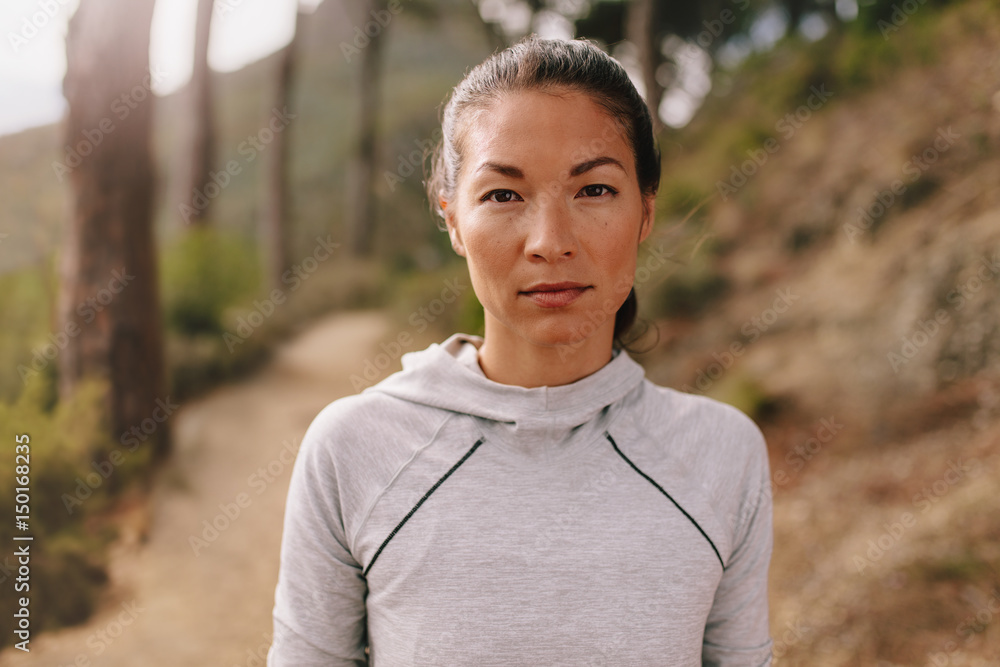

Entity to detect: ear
[638,192,655,244]
[442,199,467,257]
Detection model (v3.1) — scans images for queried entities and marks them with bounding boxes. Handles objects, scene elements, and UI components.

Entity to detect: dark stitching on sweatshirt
[605,432,726,571]
[363,437,485,577]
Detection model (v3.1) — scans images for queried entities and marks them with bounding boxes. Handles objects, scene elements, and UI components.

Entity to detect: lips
[521,281,589,293]
[520,282,591,308]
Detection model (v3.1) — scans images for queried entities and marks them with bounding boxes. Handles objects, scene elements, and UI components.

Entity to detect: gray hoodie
[268,332,774,666]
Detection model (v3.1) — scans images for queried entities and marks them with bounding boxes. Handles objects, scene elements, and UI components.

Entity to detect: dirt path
[1,309,396,666]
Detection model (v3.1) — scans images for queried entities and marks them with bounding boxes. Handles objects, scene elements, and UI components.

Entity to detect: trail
[1,309,395,666]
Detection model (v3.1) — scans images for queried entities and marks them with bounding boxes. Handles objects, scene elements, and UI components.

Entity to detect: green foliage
[659,181,714,222]
[167,332,271,402]
[906,550,994,583]
[455,287,486,338]
[707,372,782,422]
[168,255,389,401]
[729,122,780,164]
[899,174,941,210]
[830,28,903,89]
[648,262,730,319]
[753,51,830,116]
[161,227,262,336]
[852,0,953,35]
[830,3,944,89]
[30,534,109,629]
[0,374,151,647]
[386,261,476,339]
[274,256,390,316]
[0,266,55,403]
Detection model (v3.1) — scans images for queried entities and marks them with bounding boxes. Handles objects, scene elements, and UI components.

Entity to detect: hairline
[449,85,639,203]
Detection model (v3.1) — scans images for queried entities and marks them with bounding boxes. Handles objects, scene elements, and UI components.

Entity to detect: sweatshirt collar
[365,332,646,436]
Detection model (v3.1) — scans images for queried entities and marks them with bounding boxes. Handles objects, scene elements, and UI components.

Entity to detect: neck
[476,315,616,388]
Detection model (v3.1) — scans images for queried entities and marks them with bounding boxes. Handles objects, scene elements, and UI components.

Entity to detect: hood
[363,332,647,453]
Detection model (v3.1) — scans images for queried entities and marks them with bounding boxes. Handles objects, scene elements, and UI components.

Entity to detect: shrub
[0,374,151,648]
[0,266,54,404]
[649,265,730,319]
[161,227,262,336]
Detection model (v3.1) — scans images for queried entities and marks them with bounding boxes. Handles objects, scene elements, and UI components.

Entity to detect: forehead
[458,89,634,180]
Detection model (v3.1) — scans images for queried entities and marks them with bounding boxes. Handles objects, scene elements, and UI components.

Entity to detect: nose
[523,192,578,262]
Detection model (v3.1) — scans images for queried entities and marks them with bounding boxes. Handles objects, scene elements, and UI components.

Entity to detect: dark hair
[424,34,661,352]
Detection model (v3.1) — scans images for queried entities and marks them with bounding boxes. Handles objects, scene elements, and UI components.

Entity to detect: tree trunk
[183,0,216,226]
[785,0,808,34]
[347,0,387,257]
[60,0,169,459]
[626,0,664,135]
[264,8,302,288]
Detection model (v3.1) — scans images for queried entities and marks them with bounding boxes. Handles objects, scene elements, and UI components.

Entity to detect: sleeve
[701,424,774,667]
[268,408,369,666]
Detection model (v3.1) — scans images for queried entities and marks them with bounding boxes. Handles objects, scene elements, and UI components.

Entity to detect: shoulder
[638,380,767,462]
[295,390,453,480]
[629,381,771,520]
[303,389,433,442]
[288,390,460,541]
[614,379,772,559]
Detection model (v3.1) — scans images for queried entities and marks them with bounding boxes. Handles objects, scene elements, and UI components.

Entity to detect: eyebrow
[569,156,627,177]
[475,162,524,179]
[474,156,626,179]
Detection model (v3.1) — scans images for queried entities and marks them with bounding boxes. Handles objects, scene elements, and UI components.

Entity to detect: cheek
[462,218,517,264]
[460,229,510,298]
[604,244,635,278]
[590,229,638,275]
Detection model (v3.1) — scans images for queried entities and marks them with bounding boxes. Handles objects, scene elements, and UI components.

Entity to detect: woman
[268,35,774,666]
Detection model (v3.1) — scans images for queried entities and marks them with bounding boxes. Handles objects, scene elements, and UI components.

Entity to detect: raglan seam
[629,384,725,510]
[347,410,459,552]
[363,436,486,577]
[635,383,763,560]
[606,431,727,572]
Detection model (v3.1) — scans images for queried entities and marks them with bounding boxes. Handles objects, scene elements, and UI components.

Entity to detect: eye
[481,189,523,203]
[577,184,618,198]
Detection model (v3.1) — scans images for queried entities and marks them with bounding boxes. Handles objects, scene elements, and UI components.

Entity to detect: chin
[519,315,608,350]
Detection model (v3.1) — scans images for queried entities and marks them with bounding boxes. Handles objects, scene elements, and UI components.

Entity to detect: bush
[649,264,730,319]
[852,0,952,35]
[386,261,477,339]
[167,254,390,400]
[0,374,152,648]
[659,182,714,222]
[0,266,55,404]
[707,372,783,423]
[161,227,262,336]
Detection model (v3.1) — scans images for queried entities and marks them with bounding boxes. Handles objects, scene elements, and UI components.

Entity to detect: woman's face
[445,88,655,350]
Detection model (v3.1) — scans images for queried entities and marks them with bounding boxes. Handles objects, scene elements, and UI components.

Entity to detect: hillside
[635,1,1000,662]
